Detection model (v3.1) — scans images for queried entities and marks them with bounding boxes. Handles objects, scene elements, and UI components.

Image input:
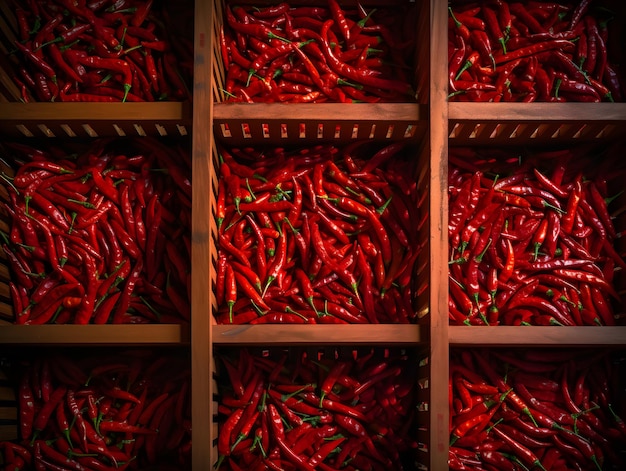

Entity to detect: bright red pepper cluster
[216,347,418,470]
[220,1,417,103]
[448,0,624,102]
[215,142,423,325]
[448,144,625,326]
[450,348,626,470]
[9,0,192,102]
[1,138,191,324]
[0,351,191,470]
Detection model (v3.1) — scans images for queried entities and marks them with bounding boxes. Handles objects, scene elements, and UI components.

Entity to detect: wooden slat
[429,0,449,468]
[449,102,626,122]
[0,264,9,281]
[0,425,18,441]
[0,325,190,344]
[0,103,191,137]
[213,325,422,345]
[0,407,16,420]
[0,386,15,401]
[0,281,9,299]
[0,1,18,35]
[193,0,213,469]
[0,301,12,320]
[449,326,626,346]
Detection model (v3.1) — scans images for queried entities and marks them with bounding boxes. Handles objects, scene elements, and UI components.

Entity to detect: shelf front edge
[449,326,626,347]
[0,325,190,345]
[213,324,423,345]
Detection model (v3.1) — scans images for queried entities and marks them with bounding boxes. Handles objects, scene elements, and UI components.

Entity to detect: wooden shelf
[212,103,428,145]
[449,326,626,347]
[0,325,190,345]
[449,102,626,121]
[212,324,423,345]
[449,103,626,145]
[0,102,192,138]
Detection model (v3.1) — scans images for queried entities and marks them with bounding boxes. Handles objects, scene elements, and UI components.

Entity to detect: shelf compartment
[211,345,430,470]
[211,0,429,107]
[211,140,429,326]
[0,138,192,326]
[448,143,626,327]
[0,103,192,138]
[447,1,626,104]
[0,1,194,104]
[0,347,192,469]
[449,347,626,471]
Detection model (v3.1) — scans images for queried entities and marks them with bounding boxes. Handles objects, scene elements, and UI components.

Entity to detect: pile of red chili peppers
[215,141,424,325]
[448,0,624,102]
[220,1,417,103]
[448,144,626,326]
[0,350,191,470]
[216,347,418,470]
[8,0,192,102]
[449,348,626,470]
[0,138,192,324]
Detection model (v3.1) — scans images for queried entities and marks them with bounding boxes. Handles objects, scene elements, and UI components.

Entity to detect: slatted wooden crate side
[0,103,193,139]
[0,364,18,441]
[0,156,13,324]
[211,0,430,145]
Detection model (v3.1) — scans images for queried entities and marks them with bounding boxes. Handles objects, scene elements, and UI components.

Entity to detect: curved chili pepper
[14,41,57,82]
[77,56,132,101]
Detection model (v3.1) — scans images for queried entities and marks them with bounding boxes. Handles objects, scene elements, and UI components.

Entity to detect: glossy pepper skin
[450,348,626,470]
[447,1,622,102]
[3,138,192,325]
[448,145,623,327]
[214,142,420,326]
[9,0,192,102]
[220,2,416,102]
[216,348,417,469]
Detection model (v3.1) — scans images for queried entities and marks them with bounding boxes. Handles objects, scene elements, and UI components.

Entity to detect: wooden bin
[204,0,433,468]
[213,345,431,469]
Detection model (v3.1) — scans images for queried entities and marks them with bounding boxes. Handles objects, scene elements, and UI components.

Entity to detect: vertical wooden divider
[192,0,213,469]
[429,0,450,469]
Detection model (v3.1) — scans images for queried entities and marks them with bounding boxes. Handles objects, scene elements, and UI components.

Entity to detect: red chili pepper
[569,0,592,30]
[319,20,413,96]
[328,0,350,43]
[77,56,132,102]
[18,371,35,441]
[13,41,57,82]
[448,8,471,42]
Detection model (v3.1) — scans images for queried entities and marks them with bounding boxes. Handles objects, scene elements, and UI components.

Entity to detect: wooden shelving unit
[0,0,625,470]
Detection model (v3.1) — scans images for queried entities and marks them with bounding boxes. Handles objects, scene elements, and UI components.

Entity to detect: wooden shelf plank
[449,326,626,347]
[0,102,192,138]
[0,102,190,121]
[449,103,626,122]
[0,325,190,345]
[213,325,422,345]
[213,103,427,122]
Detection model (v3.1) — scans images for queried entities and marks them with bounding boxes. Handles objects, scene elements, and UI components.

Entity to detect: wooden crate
[212,345,431,469]
[201,0,434,468]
